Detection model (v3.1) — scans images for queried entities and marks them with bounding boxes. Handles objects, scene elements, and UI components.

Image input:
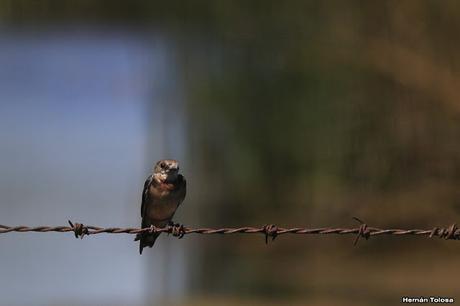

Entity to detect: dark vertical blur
[1,1,460,305]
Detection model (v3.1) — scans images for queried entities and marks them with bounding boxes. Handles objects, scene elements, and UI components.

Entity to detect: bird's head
[153,159,180,183]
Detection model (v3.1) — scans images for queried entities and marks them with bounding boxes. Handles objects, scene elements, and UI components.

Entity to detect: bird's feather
[137,173,186,254]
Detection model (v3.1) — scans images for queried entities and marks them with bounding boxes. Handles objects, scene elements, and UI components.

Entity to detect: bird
[135,159,186,254]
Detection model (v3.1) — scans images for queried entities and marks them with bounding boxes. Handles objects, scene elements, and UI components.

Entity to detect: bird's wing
[176,174,187,206]
[141,175,153,221]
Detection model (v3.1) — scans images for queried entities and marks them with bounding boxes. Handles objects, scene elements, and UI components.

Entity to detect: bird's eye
[160,162,166,169]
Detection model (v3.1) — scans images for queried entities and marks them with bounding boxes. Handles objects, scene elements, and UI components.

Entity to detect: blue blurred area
[0,28,184,306]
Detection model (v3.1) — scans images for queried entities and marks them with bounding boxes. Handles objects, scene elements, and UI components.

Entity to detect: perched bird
[135,159,186,254]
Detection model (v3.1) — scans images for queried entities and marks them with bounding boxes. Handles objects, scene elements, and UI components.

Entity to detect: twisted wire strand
[0,221,459,243]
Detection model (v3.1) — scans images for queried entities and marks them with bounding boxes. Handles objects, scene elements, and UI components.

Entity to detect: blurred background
[1,1,460,305]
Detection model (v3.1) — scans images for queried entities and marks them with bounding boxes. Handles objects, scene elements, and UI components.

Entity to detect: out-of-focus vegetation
[2,1,460,304]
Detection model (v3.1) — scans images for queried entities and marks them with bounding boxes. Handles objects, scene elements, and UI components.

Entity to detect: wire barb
[352,217,370,246]
[68,220,88,239]
[263,224,278,244]
[437,223,459,240]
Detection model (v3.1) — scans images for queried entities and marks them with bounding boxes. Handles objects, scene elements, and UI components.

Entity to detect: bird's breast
[145,184,181,225]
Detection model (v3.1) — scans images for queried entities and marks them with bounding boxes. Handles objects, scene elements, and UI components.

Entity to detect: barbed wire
[0,218,459,245]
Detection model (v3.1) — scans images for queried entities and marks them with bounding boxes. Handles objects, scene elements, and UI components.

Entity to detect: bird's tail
[135,232,160,254]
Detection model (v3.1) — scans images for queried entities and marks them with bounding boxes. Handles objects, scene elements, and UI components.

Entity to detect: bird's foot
[168,221,186,239]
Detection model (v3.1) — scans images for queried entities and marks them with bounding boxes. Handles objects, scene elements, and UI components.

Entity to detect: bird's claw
[149,224,157,234]
[168,221,185,239]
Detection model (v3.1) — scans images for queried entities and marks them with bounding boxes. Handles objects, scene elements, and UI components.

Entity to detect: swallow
[135,159,186,254]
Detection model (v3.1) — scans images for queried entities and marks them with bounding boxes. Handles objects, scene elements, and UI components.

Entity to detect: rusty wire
[0,219,459,245]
